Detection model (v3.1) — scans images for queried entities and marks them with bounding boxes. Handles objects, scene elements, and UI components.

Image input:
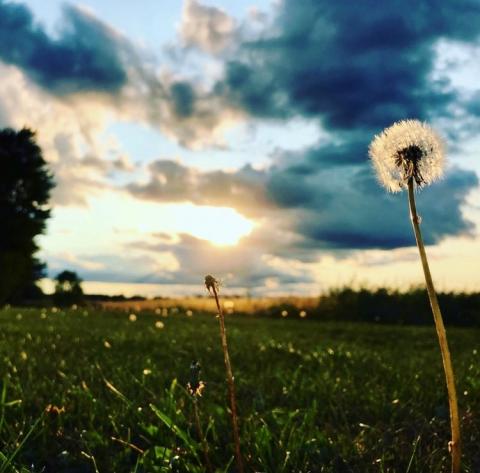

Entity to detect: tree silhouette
[0,128,54,303]
[53,270,84,307]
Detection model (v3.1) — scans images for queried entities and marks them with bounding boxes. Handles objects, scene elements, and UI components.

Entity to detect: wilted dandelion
[128,313,137,322]
[369,119,461,473]
[205,275,244,473]
[155,320,165,329]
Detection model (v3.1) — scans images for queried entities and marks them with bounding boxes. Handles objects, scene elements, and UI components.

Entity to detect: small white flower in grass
[369,119,445,192]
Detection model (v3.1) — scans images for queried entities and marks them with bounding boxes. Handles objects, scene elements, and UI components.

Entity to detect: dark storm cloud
[0,1,127,94]
[215,0,480,130]
[289,167,479,250]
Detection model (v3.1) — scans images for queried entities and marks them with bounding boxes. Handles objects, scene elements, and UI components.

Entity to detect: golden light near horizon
[41,194,255,259]
[173,204,255,246]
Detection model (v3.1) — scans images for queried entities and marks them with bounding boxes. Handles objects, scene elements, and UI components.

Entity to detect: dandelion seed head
[369,119,445,192]
[129,313,137,322]
[155,320,165,329]
[204,274,219,294]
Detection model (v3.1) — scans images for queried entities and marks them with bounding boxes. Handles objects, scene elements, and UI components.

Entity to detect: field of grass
[0,306,479,472]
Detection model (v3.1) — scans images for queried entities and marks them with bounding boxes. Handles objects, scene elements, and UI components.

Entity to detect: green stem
[407,179,461,473]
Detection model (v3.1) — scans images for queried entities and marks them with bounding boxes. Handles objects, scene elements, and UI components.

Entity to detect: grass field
[0,306,479,472]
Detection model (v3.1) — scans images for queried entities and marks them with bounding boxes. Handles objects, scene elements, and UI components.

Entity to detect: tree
[53,270,84,307]
[0,128,55,303]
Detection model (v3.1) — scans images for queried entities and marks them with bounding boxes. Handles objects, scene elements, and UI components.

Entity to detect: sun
[172,204,255,246]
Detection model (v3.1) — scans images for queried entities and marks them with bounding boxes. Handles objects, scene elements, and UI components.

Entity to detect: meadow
[0,306,479,473]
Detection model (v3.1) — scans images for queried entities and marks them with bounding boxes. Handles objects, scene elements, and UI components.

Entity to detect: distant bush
[312,286,480,326]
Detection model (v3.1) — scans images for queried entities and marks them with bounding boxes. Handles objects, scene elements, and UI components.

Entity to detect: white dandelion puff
[369,119,461,471]
[369,119,445,192]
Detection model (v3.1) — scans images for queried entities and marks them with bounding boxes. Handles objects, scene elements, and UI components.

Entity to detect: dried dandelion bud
[369,119,445,192]
[204,275,219,294]
[187,361,206,397]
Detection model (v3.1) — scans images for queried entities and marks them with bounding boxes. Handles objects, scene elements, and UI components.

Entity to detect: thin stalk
[193,399,213,473]
[210,284,244,473]
[407,178,461,473]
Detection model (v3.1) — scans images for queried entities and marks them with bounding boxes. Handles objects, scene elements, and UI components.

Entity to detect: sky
[1,0,480,296]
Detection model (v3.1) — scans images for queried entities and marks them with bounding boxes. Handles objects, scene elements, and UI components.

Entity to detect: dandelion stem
[210,283,244,473]
[193,398,214,473]
[407,178,461,473]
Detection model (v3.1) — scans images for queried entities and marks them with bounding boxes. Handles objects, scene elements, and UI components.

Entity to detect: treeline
[258,287,480,326]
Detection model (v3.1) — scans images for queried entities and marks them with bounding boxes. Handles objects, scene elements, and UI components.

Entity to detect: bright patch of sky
[106,118,322,172]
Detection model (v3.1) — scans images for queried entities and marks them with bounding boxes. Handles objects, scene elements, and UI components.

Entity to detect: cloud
[126,160,270,216]
[214,0,480,130]
[180,0,236,54]
[128,232,315,290]
[0,2,127,94]
[0,1,242,149]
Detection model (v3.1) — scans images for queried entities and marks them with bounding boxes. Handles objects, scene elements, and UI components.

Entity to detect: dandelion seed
[129,313,137,322]
[369,119,445,192]
[155,320,165,329]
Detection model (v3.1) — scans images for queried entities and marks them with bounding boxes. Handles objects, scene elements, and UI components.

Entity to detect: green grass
[0,307,479,472]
